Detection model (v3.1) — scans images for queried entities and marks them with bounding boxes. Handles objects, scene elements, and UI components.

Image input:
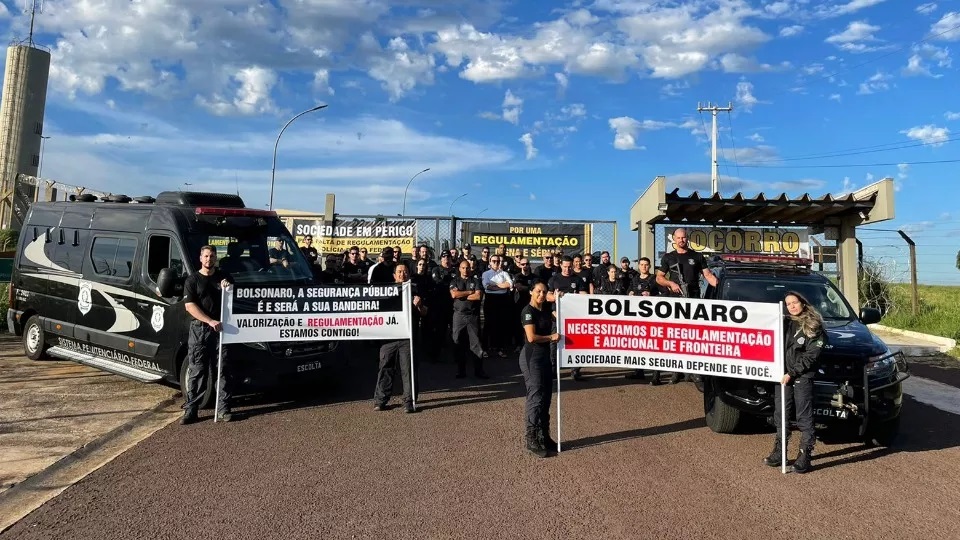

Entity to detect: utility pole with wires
[697,101,733,195]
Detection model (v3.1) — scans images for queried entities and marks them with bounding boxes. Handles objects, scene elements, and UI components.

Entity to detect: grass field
[878,283,960,357]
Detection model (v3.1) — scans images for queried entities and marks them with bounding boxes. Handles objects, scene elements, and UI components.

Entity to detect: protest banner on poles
[214,282,416,419]
[555,294,785,465]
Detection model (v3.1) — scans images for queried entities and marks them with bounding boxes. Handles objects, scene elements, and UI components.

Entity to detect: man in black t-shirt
[547,256,589,380]
[449,260,487,379]
[268,238,292,268]
[300,235,319,268]
[656,227,717,299]
[425,252,456,362]
[511,257,538,349]
[181,245,235,424]
[591,251,613,288]
[657,228,718,384]
[369,247,397,284]
[535,253,558,284]
[340,245,367,284]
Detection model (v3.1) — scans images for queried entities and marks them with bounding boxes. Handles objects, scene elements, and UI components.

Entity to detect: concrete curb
[0,394,181,534]
[868,324,957,352]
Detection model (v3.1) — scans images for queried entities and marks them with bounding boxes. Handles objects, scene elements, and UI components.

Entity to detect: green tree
[956,249,960,271]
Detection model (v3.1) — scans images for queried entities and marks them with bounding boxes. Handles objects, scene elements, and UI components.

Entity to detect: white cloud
[40,114,515,214]
[608,116,645,150]
[917,3,938,15]
[901,221,935,233]
[946,111,960,121]
[735,80,760,111]
[779,25,804,37]
[719,54,790,73]
[666,172,825,195]
[825,21,893,53]
[856,71,892,94]
[897,163,909,179]
[747,132,764,142]
[661,81,690,97]
[829,93,842,102]
[366,36,436,102]
[931,12,960,41]
[555,72,569,93]
[502,89,523,125]
[528,192,536,201]
[817,0,888,18]
[560,103,587,118]
[312,70,335,96]
[900,125,950,146]
[902,44,952,77]
[718,145,780,164]
[195,66,278,116]
[519,133,538,160]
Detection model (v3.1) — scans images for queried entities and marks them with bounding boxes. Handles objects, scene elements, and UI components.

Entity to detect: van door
[130,233,191,377]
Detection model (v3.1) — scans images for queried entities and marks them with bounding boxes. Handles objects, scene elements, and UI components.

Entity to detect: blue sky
[0,0,958,284]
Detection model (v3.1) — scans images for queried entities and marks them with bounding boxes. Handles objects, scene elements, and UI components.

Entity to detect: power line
[735,135,960,164]
[725,111,743,192]
[736,157,960,169]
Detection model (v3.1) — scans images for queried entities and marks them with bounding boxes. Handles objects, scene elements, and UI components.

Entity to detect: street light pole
[401,168,430,216]
[449,193,468,215]
[477,208,488,217]
[269,104,328,211]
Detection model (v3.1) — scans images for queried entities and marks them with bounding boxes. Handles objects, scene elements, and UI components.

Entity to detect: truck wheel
[864,416,901,448]
[179,356,215,410]
[23,315,48,361]
[704,382,741,433]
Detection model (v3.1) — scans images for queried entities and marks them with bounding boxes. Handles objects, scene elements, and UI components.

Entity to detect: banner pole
[214,291,227,423]
[779,300,787,474]
[406,282,417,410]
[555,294,562,454]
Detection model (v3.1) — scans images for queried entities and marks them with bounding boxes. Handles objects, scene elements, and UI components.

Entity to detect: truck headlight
[866,350,896,377]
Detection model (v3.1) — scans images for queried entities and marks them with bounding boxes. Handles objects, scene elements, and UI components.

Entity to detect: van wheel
[179,355,215,410]
[23,315,48,361]
[703,381,741,433]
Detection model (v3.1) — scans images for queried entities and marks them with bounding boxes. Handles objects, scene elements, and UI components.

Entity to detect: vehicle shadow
[562,418,705,451]
[811,396,960,471]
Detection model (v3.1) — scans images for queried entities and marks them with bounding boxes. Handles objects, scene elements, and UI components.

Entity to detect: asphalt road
[3,344,959,540]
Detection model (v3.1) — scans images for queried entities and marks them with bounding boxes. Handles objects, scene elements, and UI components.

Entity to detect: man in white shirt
[481,255,514,358]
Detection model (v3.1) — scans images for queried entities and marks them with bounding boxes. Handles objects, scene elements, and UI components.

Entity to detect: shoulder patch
[523,313,532,322]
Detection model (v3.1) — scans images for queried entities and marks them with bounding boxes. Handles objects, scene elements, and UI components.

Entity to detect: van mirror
[157,268,178,297]
[860,307,881,325]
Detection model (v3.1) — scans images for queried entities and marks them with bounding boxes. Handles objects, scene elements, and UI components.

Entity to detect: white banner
[221,283,412,344]
[557,294,783,383]
[666,226,811,258]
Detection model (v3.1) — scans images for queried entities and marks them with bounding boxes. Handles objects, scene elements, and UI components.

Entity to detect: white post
[214,292,227,423]
[779,300,787,474]
[406,282,417,410]
[555,295,563,454]
[711,108,720,195]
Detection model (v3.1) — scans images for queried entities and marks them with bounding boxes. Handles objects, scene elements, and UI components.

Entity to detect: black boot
[525,429,548,458]
[763,437,784,467]
[790,448,813,474]
[542,427,559,455]
[180,408,198,425]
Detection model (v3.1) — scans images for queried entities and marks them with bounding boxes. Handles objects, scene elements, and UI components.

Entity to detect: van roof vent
[73,194,98,202]
[155,191,246,208]
[133,196,156,204]
[101,194,132,203]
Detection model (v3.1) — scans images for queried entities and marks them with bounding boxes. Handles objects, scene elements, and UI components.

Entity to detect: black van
[7,191,337,407]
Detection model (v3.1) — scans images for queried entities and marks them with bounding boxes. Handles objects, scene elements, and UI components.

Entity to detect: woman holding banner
[519,282,560,458]
[764,291,826,474]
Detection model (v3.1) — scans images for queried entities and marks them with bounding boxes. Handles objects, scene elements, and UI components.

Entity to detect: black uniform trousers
[374,339,414,407]
[483,292,512,351]
[452,311,484,375]
[519,345,552,435]
[183,321,231,415]
[773,374,816,451]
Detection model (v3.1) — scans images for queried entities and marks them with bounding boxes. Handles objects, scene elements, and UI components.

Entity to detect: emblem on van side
[78,281,93,315]
[151,305,165,332]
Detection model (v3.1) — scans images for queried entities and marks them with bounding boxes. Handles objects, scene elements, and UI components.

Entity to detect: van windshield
[720,278,855,320]
[187,217,313,283]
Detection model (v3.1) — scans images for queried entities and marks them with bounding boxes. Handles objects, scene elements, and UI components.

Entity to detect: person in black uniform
[374,264,426,414]
[449,259,487,379]
[181,245,235,424]
[425,252,456,362]
[591,251,613,289]
[369,246,397,284]
[511,257,538,350]
[268,238,292,268]
[535,253,557,284]
[340,246,366,284]
[617,256,637,291]
[596,264,626,295]
[316,254,343,284]
[764,291,826,474]
[656,228,718,383]
[572,255,594,294]
[412,258,433,345]
[547,256,589,380]
[300,235,319,270]
[519,282,561,458]
[626,257,659,383]
[496,243,517,275]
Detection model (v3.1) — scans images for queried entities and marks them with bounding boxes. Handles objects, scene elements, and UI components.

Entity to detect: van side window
[52,229,86,273]
[146,236,187,282]
[90,236,138,278]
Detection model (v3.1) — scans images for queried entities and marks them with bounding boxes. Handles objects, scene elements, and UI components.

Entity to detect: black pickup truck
[698,255,910,447]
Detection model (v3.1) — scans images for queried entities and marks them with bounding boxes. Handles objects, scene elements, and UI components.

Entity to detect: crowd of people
[193,230,825,472]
